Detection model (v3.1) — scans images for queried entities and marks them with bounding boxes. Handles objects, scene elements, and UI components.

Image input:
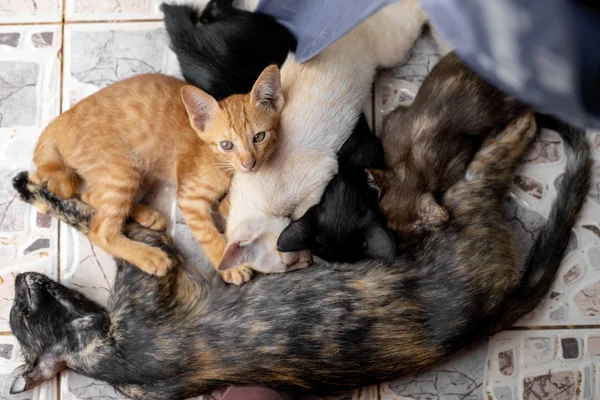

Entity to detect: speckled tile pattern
[1,3,600,400]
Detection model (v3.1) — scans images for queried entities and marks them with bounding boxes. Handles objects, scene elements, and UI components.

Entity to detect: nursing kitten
[9,113,591,399]
[277,115,395,263]
[220,0,427,279]
[372,52,527,245]
[161,0,296,100]
[31,67,283,284]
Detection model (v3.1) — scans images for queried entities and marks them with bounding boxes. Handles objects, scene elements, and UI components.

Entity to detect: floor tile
[0,0,62,24]
[61,372,129,400]
[379,341,488,400]
[0,24,61,332]
[0,335,58,399]
[62,21,180,110]
[64,0,209,21]
[485,329,600,400]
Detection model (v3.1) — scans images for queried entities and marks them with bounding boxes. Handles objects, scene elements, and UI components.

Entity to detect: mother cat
[8,114,591,399]
[218,0,427,277]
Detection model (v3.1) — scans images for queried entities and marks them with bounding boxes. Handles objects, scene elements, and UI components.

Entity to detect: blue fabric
[419,0,600,129]
[257,0,600,129]
[256,0,395,63]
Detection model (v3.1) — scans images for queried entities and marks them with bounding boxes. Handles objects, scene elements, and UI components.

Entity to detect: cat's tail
[503,115,592,324]
[12,171,95,234]
[32,134,81,199]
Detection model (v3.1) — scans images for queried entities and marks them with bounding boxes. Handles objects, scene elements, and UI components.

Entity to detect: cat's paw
[503,112,537,142]
[221,265,254,285]
[286,260,312,272]
[132,206,167,231]
[135,246,174,276]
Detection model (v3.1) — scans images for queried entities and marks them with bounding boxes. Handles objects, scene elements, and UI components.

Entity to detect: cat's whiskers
[211,161,236,174]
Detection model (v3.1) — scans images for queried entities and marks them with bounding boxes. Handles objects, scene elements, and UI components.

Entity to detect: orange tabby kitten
[31,66,283,284]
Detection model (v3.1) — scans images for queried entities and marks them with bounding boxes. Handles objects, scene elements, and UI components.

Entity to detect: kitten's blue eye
[253,131,266,143]
[220,141,234,151]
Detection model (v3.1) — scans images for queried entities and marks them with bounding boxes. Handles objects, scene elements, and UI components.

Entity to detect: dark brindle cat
[9,114,590,399]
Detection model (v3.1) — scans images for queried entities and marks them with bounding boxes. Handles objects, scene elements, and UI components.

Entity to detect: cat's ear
[181,86,220,132]
[277,210,316,252]
[251,65,284,113]
[339,116,387,169]
[367,169,392,193]
[218,241,247,271]
[364,223,396,261]
[417,192,449,230]
[10,360,66,394]
[218,236,264,271]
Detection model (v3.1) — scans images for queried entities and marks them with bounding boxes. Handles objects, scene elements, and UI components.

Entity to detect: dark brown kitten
[372,52,527,245]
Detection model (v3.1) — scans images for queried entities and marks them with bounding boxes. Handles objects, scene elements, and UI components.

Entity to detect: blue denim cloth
[257,0,600,129]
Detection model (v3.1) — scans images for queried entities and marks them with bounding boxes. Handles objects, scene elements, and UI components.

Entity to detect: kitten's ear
[277,211,316,252]
[417,192,449,230]
[251,65,284,113]
[181,86,220,132]
[218,241,246,271]
[339,116,387,169]
[10,361,66,394]
[218,237,262,271]
[367,169,392,193]
[364,223,396,261]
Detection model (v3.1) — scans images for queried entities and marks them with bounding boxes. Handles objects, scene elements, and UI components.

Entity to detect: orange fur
[32,67,283,283]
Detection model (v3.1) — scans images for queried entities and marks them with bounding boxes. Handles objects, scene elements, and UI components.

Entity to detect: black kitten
[161,0,296,100]
[277,115,395,263]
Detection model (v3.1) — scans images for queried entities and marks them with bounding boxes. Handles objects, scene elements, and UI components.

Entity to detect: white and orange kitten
[218,0,427,281]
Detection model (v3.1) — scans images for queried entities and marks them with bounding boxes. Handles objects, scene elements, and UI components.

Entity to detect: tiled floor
[1,1,600,399]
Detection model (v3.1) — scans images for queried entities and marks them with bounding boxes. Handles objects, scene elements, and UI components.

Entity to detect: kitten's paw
[132,206,167,231]
[286,260,312,272]
[33,202,49,215]
[221,265,254,285]
[506,112,537,141]
[135,247,174,276]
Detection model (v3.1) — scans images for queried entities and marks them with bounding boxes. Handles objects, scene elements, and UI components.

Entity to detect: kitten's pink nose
[242,160,256,171]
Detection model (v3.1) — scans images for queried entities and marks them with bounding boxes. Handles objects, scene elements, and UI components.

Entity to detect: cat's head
[370,169,449,245]
[277,168,396,263]
[219,217,313,274]
[9,272,108,394]
[181,65,284,173]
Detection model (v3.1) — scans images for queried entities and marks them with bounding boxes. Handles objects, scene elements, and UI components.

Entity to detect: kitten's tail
[503,115,592,324]
[12,172,94,234]
[160,4,204,53]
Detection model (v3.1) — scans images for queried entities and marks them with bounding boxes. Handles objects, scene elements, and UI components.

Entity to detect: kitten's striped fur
[31,67,283,284]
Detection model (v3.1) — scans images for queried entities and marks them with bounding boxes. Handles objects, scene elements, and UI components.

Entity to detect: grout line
[0,332,14,336]
[0,18,163,27]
